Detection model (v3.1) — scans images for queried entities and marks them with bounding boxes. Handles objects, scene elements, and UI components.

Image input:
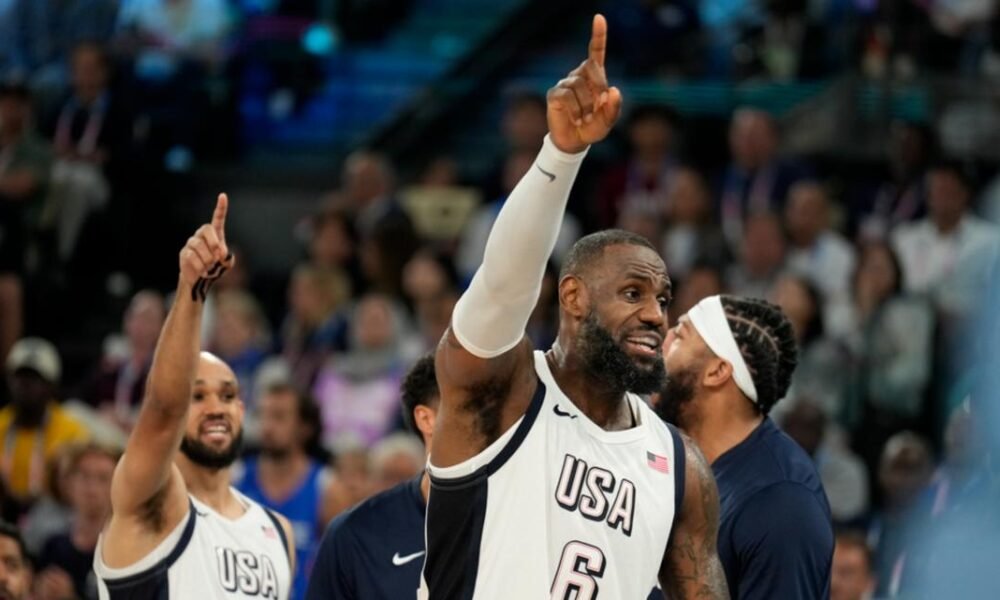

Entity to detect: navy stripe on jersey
[101,501,197,600]
[263,507,292,572]
[664,422,686,549]
[424,379,546,600]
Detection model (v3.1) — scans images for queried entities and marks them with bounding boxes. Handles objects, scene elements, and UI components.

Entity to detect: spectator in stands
[501,90,547,155]
[401,248,459,352]
[339,150,409,238]
[19,446,74,556]
[0,521,32,600]
[923,400,987,519]
[892,162,1000,326]
[0,338,88,511]
[782,400,870,526]
[322,444,371,521]
[596,104,679,229]
[660,167,730,280]
[869,431,934,598]
[15,0,119,97]
[669,264,725,325]
[46,43,129,266]
[368,432,424,494]
[853,121,935,241]
[771,275,848,420]
[281,264,351,390]
[834,242,933,462]
[719,108,806,246]
[831,530,877,600]
[34,443,119,600]
[304,208,363,292]
[208,289,272,405]
[457,150,580,281]
[82,290,164,427]
[313,294,415,448]
[736,0,828,80]
[726,212,787,299]
[235,384,334,600]
[0,82,53,360]
[785,180,857,306]
[527,261,560,351]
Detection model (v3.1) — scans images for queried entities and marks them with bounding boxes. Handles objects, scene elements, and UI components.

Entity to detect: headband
[687,295,759,403]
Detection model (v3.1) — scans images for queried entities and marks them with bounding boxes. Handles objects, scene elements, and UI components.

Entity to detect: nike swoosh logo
[392,551,425,566]
[553,404,578,419]
[536,164,556,182]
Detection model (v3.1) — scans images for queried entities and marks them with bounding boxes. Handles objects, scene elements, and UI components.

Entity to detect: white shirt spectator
[892,215,1000,318]
[118,0,229,51]
[787,231,857,303]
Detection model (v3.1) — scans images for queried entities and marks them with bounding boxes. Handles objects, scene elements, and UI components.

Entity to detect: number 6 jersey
[419,351,685,600]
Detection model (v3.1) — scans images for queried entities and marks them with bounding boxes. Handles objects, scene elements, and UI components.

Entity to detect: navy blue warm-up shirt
[306,475,426,600]
[713,418,834,599]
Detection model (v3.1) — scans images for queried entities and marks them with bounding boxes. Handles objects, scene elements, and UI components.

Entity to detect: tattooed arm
[659,433,730,599]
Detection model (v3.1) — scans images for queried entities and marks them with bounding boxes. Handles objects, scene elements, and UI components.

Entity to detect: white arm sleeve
[451,135,588,358]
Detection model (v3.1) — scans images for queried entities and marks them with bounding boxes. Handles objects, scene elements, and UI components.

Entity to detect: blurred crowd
[1,1,1000,600]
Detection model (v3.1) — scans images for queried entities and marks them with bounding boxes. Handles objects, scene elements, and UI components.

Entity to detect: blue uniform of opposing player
[660,295,834,599]
[306,355,438,600]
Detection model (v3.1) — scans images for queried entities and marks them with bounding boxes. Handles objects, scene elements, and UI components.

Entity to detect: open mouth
[624,333,662,359]
[200,422,232,443]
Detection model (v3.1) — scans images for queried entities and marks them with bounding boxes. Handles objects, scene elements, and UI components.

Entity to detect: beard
[578,311,666,395]
[180,428,244,470]
[656,365,699,428]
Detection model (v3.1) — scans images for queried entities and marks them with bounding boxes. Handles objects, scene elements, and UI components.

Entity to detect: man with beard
[235,384,334,600]
[660,295,833,599]
[419,15,728,600]
[0,522,31,600]
[93,194,295,600]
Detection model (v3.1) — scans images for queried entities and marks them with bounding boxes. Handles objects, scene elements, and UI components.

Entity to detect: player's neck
[177,455,243,517]
[684,392,763,465]
[259,449,309,483]
[546,347,633,430]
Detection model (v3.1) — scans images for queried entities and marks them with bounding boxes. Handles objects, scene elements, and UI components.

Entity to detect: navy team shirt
[306,474,426,600]
[713,417,834,599]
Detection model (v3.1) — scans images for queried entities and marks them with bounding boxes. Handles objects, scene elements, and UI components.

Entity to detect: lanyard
[1,411,51,497]
[54,95,107,157]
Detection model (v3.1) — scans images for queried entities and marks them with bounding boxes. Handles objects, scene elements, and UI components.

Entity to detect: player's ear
[702,358,732,389]
[414,404,436,440]
[559,274,589,319]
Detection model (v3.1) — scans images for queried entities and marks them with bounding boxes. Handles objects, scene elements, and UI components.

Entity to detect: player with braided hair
[659,295,833,600]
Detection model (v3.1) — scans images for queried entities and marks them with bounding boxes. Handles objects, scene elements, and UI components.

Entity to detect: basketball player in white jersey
[419,15,729,600]
[94,195,295,600]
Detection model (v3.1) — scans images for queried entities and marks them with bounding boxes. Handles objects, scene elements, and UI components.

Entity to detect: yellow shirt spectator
[0,403,89,498]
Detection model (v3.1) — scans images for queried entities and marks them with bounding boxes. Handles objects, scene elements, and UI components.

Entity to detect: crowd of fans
[1,2,999,600]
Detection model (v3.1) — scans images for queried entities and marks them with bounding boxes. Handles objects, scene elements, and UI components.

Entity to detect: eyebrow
[623,271,673,292]
[193,379,238,388]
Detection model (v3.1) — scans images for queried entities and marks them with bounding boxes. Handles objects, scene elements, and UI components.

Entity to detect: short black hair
[0,521,29,564]
[834,529,874,571]
[719,295,798,415]
[559,229,658,280]
[400,354,439,437]
[262,382,324,458]
[0,80,30,101]
[504,89,546,114]
[929,158,975,192]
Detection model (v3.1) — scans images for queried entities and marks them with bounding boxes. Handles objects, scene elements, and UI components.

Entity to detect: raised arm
[105,196,234,542]
[660,434,730,600]
[434,15,622,459]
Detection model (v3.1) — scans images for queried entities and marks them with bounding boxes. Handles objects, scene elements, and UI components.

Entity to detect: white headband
[687,295,759,403]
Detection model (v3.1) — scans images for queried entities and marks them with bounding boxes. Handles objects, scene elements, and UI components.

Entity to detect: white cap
[6,337,61,383]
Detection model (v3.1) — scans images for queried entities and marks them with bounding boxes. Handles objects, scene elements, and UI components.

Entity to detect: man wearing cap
[658,295,834,599]
[0,337,88,511]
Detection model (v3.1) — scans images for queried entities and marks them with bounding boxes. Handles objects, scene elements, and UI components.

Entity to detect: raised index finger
[212,193,228,242]
[588,14,607,67]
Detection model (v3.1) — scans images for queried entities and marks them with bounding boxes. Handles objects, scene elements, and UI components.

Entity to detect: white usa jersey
[420,351,685,599]
[94,489,293,600]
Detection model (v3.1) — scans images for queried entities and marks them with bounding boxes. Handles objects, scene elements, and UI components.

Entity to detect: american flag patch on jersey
[262,525,278,540]
[647,451,669,474]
